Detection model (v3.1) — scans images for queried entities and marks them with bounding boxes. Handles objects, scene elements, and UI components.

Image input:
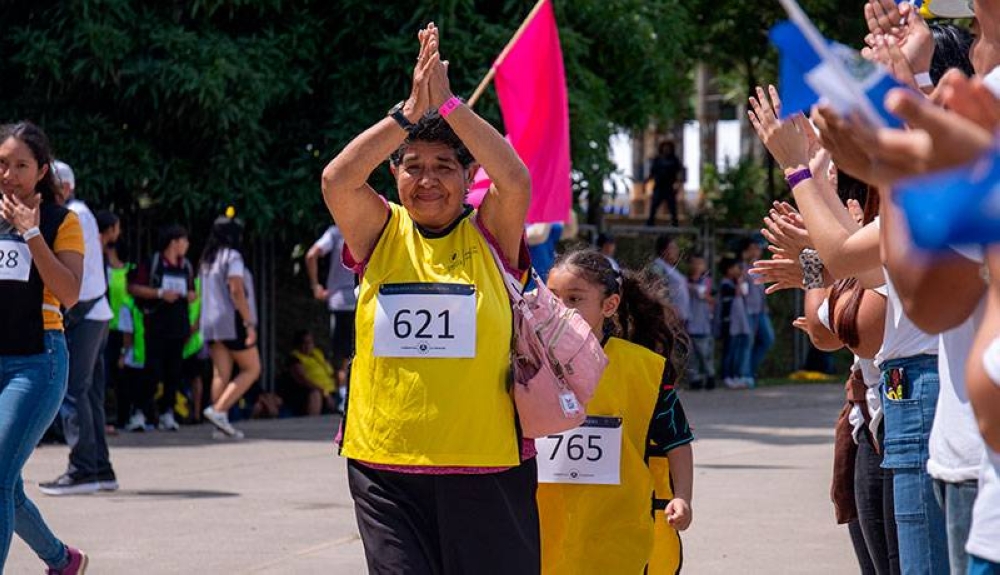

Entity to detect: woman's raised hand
[405,25,437,122]
[425,25,454,110]
[1,192,41,234]
[747,85,812,170]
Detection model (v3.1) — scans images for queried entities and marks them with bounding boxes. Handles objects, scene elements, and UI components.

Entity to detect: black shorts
[210,318,256,352]
[330,310,356,366]
[348,458,540,575]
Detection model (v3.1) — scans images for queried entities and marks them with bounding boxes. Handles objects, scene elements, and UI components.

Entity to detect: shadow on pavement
[102,489,240,500]
[92,416,343,449]
[681,383,843,447]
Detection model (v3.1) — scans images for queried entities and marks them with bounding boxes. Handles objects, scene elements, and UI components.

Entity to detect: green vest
[124,296,146,367]
[183,277,203,359]
[107,264,133,331]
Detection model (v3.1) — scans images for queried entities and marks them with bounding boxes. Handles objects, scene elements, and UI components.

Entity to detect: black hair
[738,236,762,256]
[718,256,740,276]
[596,232,615,248]
[95,210,119,234]
[158,223,188,252]
[658,141,676,156]
[200,214,244,268]
[0,122,61,204]
[836,170,868,206]
[654,233,675,257]
[929,22,974,84]
[551,249,689,383]
[293,329,311,348]
[389,112,475,168]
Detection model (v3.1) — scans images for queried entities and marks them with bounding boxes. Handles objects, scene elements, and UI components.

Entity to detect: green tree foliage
[0,0,691,233]
[687,0,870,101]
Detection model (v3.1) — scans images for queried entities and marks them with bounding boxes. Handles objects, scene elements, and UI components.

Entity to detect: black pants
[117,366,153,425]
[348,458,541,575]
[647,187,679,226]
[855,427,901,575]
[144,335,186,417]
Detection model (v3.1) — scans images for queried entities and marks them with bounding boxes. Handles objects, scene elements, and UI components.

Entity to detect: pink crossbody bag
[474,217,609,438]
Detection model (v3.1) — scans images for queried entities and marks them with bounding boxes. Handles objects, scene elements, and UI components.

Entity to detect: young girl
[537,249,694,575]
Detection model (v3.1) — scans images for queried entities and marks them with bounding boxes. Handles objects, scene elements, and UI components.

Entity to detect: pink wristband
[438,96,463,118]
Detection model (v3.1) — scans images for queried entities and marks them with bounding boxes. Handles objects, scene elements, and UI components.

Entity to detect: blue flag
[769,20,906,128]
[896,143,1000,250]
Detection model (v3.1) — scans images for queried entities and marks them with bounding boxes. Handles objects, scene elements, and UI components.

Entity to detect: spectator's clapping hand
[762,207,812,257]
[846,88,994,187]
[748,85,813,170]
[792,316,809,333]
[749,258,804,294]
[812,106,879,185]
[936,69,1000,132]
[847,199,865,225]
[862,0,933,90]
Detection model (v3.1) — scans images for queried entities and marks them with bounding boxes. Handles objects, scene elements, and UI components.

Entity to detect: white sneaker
[125,411,147,432]
[724,378,746,390]
[158,411,181,431]
[203,406,242,438]
[211,428,245,441]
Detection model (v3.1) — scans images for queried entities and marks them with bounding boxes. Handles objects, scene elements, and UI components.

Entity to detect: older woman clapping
[321,23,537,575]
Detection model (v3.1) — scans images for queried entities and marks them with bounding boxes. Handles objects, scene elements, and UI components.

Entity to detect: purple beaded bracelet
[785,168,812,189]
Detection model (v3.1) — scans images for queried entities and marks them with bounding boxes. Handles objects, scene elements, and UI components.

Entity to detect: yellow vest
[538,337,679,575]
[291,348,336,395]
[341,204,519,467]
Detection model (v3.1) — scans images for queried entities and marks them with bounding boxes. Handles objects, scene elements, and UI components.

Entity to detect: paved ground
[7,383,857,574]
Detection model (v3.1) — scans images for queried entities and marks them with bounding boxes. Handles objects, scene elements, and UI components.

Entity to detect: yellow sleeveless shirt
[538,337,680,575]
[341,204,519,467]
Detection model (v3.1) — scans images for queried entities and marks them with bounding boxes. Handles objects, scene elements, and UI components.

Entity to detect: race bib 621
[373,283,476,358]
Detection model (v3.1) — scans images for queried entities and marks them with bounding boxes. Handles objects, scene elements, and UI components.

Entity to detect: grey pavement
[8,383,857,574]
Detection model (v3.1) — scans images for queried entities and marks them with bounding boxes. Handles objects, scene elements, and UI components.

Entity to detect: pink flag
[490,0,571,224]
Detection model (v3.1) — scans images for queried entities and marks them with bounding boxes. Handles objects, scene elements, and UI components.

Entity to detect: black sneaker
[97,470,119,492]
[38,473,100,496]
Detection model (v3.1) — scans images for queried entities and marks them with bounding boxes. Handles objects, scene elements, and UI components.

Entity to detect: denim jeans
[880,355,948,575]
[62,318,112,478]
[0,331,71,569]
[747,312,775,377]
[856,428,901,575]
[721,334,750,379]
[969,555,1000,575]
[686,335,715,386]
[934,479,978,575]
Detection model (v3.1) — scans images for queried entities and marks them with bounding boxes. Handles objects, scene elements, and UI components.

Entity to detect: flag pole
[467,0,548,108]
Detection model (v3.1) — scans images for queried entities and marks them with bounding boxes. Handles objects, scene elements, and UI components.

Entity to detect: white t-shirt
[67,199,113,321]
[313,226,357,312]
[928,249,987,482]
[967,449,1000,563]
[874,272,938,367]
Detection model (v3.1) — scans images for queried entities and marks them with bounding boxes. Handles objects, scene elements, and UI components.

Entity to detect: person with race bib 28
[538,249,695,575]
[322,23,537,575]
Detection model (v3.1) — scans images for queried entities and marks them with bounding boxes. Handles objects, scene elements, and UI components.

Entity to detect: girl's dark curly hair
[551,249,689,384]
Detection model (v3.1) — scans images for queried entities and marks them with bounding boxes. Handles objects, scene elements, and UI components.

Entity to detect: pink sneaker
[46,546,88,574]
